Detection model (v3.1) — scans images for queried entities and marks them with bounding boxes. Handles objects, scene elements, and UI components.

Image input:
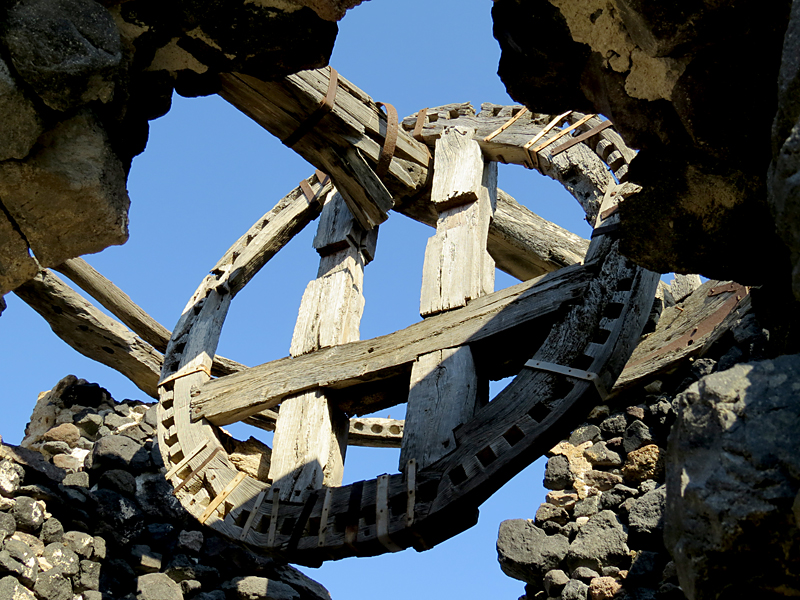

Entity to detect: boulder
[224,576,299,600]
[543,454,574,490]
[497,520,570,583]
[566,510,630,572]
[0,459,25,497]
[12,496,45,531]
[0,110,129,269]
[90,434,151,473]
[0,575,35,600]
[43,543,80,576]
[628,486,666,547]
[666,355,800,599]
[622,444,664,483]
[136,572,184,600]
[0,57,44,161]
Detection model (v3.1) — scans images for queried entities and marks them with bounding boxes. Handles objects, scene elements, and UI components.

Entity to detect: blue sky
[0,1,597,597]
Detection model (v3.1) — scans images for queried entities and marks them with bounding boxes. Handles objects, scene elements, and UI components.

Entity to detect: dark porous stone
[2,0,122,112]
[136,572,183,600]
[60,381,111,409]
[566,510,630,572]
[628,550,662,584]
[562,521,580,541]
[195,592,226,600]
[88,489,144,545]
[122,425,150,445]
[584,441,622,467]
[34,567,73,600]
[629,485,666,547]
[602,566,621,578]
[569,424,601,446]
[99,558,136,597]
[599,414,627,437]
[1,538,38,585]
[541,520,565,536]
[665,356,800,599]
[91,436,151,473]
[656,582,685,600]
[43,543,80,576]
[561,578,589,600]
[146,523,176,547]
[543,569,569,596]
[602,484,639,510]
[573,495,600,519]
[42,441,71,456]
[717,346,745,371]
[535,503,569,526]
[648,398,675,430]
[74,412,103,438]
[18,484,58,503]
[76,559,101,592]
[165,554,219,585]
[498,520,570,583]
[690,358,717,379]
[177,530,204,554]
[224,576,299,600]
[0,574,35,600]
[12,496,45,531]
[63,530,94,558]
[571,566,600,582]
[62,472,90,488]
[143,406,158,429]
[623,420,654,454]
[269,564,331,600]
[131,544,162,573]
[92,536,106,560]
[0,511,16,542]
[543,455,573,490]
[135,473,184,520]
[104,413,135,431]
[97,469,136,496]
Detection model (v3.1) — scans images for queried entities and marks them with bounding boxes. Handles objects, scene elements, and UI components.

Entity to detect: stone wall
[0,0,344,296]
[0,375,329,600]
[496,280,800,600]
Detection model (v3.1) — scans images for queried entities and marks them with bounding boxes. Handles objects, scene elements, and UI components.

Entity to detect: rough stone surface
[666,356,800,599]
[588,576,623,600]
[543,454,574,490]
[0,575,35,600]
[13,496,45,531]
[561,578,590,600]
[622,444,664,483]
[91,434,151,473]
[0,57,43,161]
[136,572,184,600]
[566,510,630,573]
[544,569,569,596]
[0,459,25,497]
[43,542,80,576]
[226,576,300,600]
[497,520,570,583]
[0,110,130,268]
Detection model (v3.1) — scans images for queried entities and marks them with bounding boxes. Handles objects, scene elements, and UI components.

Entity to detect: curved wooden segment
[218,69,633,281]
[190,262,593,426]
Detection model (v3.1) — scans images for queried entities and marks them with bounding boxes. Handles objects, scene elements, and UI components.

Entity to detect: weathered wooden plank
[400,347,482,469]
[219,70,605,281]
[612,280,748,395]
[270,192,367,500]
[54,258,246,378]
[14,270,163,398]
[191,262,592,425]
[244,414,405,449]
[430,127,485,210]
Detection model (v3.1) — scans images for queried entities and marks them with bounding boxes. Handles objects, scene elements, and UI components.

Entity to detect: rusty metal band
[282,67,339,148]
[412,108,428,142]
[484,107,529,142]
[375,102,399,179]
[172,446,222,495]
[344,480,364,547]
[288,490,320,552]
[550,119,614,157]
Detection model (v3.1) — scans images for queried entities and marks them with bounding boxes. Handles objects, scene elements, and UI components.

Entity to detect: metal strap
[412,108,428,141]
[551,119,613,157]
[165,439,208,479]
[376,475,403,552]
[406,459,416,528]
[344,480,364,547]
[288,490,319,552]
[172,446,221,495]
[158,363,211,387]
[318,487,334,547]
[483,107,529,142]
[375,102,398,179]
[240,489,267,541]
[591,223,621,239]
[200,471,248,524]
[282,67,339,148]
[524,359,608,400]
[522,110,572,169]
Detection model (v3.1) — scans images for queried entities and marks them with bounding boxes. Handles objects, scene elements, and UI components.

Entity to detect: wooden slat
[191,263,593,425]
[200,471,248,524]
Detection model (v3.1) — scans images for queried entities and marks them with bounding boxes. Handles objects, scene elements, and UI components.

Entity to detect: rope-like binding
[282,67,339,148]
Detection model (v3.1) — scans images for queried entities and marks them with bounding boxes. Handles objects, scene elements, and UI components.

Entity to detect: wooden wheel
[156,86,659,566]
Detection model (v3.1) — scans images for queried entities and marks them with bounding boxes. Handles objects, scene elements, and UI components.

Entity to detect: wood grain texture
[192,263,592,425]
[244,414,404,449]
[14,269,163,398]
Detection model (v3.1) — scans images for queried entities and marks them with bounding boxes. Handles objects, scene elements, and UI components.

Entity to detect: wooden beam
[218,71,608,281]
[191,262,593,426]
[245,414,405,449]
[14,270,163,398]
[53,258,245,378]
